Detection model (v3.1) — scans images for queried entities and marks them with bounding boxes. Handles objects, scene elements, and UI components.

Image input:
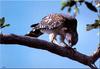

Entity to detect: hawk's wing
[25,23,43,37]
[35,14,67,30]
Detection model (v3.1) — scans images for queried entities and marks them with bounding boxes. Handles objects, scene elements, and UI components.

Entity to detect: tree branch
[0,34,100,69]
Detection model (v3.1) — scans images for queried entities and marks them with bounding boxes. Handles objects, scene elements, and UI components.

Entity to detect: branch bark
[0,34,100,69]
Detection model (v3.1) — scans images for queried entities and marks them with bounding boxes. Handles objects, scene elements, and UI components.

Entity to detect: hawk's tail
[25,29,43,37]
[25,23,43,37]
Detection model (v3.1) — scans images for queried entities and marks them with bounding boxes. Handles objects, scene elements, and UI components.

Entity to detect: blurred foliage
[86,0,100,31]
[61,0,100,30]
[86,20,100,31]
[0,17,10,29]
[85,1,97,12]
[61,0,98,16]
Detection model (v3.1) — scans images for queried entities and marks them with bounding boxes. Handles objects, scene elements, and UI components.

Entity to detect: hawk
[25,13,78,47]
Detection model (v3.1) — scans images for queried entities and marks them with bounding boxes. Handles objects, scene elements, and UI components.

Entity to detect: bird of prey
[25,13,78,47]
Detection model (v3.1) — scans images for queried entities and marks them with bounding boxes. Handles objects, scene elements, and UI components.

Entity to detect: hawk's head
[65,31,78,47]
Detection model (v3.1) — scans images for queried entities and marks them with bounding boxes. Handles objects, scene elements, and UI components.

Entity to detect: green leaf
[68,7,71,12]
[4,24,10,27]
[86,20,100,31]
[74,7,79,14]
[2,17,5,25]
[95,20,100,24]
[0,17,10,29]
[85,1,98,12]
[0,17,5,27]
[78,0,84,2]
[74,0,79,2]
[0,19,2,26]
[79,0,85,5]
[61,1,76,10]
[0,24,10,29]
[69,1,76,7]
[61,1,68,10]
[86,24,93,31]
[61,1,67,6]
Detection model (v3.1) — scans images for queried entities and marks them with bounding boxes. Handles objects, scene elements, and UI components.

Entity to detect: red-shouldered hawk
[26,13,78,47]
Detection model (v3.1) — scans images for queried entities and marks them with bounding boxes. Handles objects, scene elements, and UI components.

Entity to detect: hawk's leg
[67,40,72,47]
[49,33,59,45]
[59,35,67,47]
